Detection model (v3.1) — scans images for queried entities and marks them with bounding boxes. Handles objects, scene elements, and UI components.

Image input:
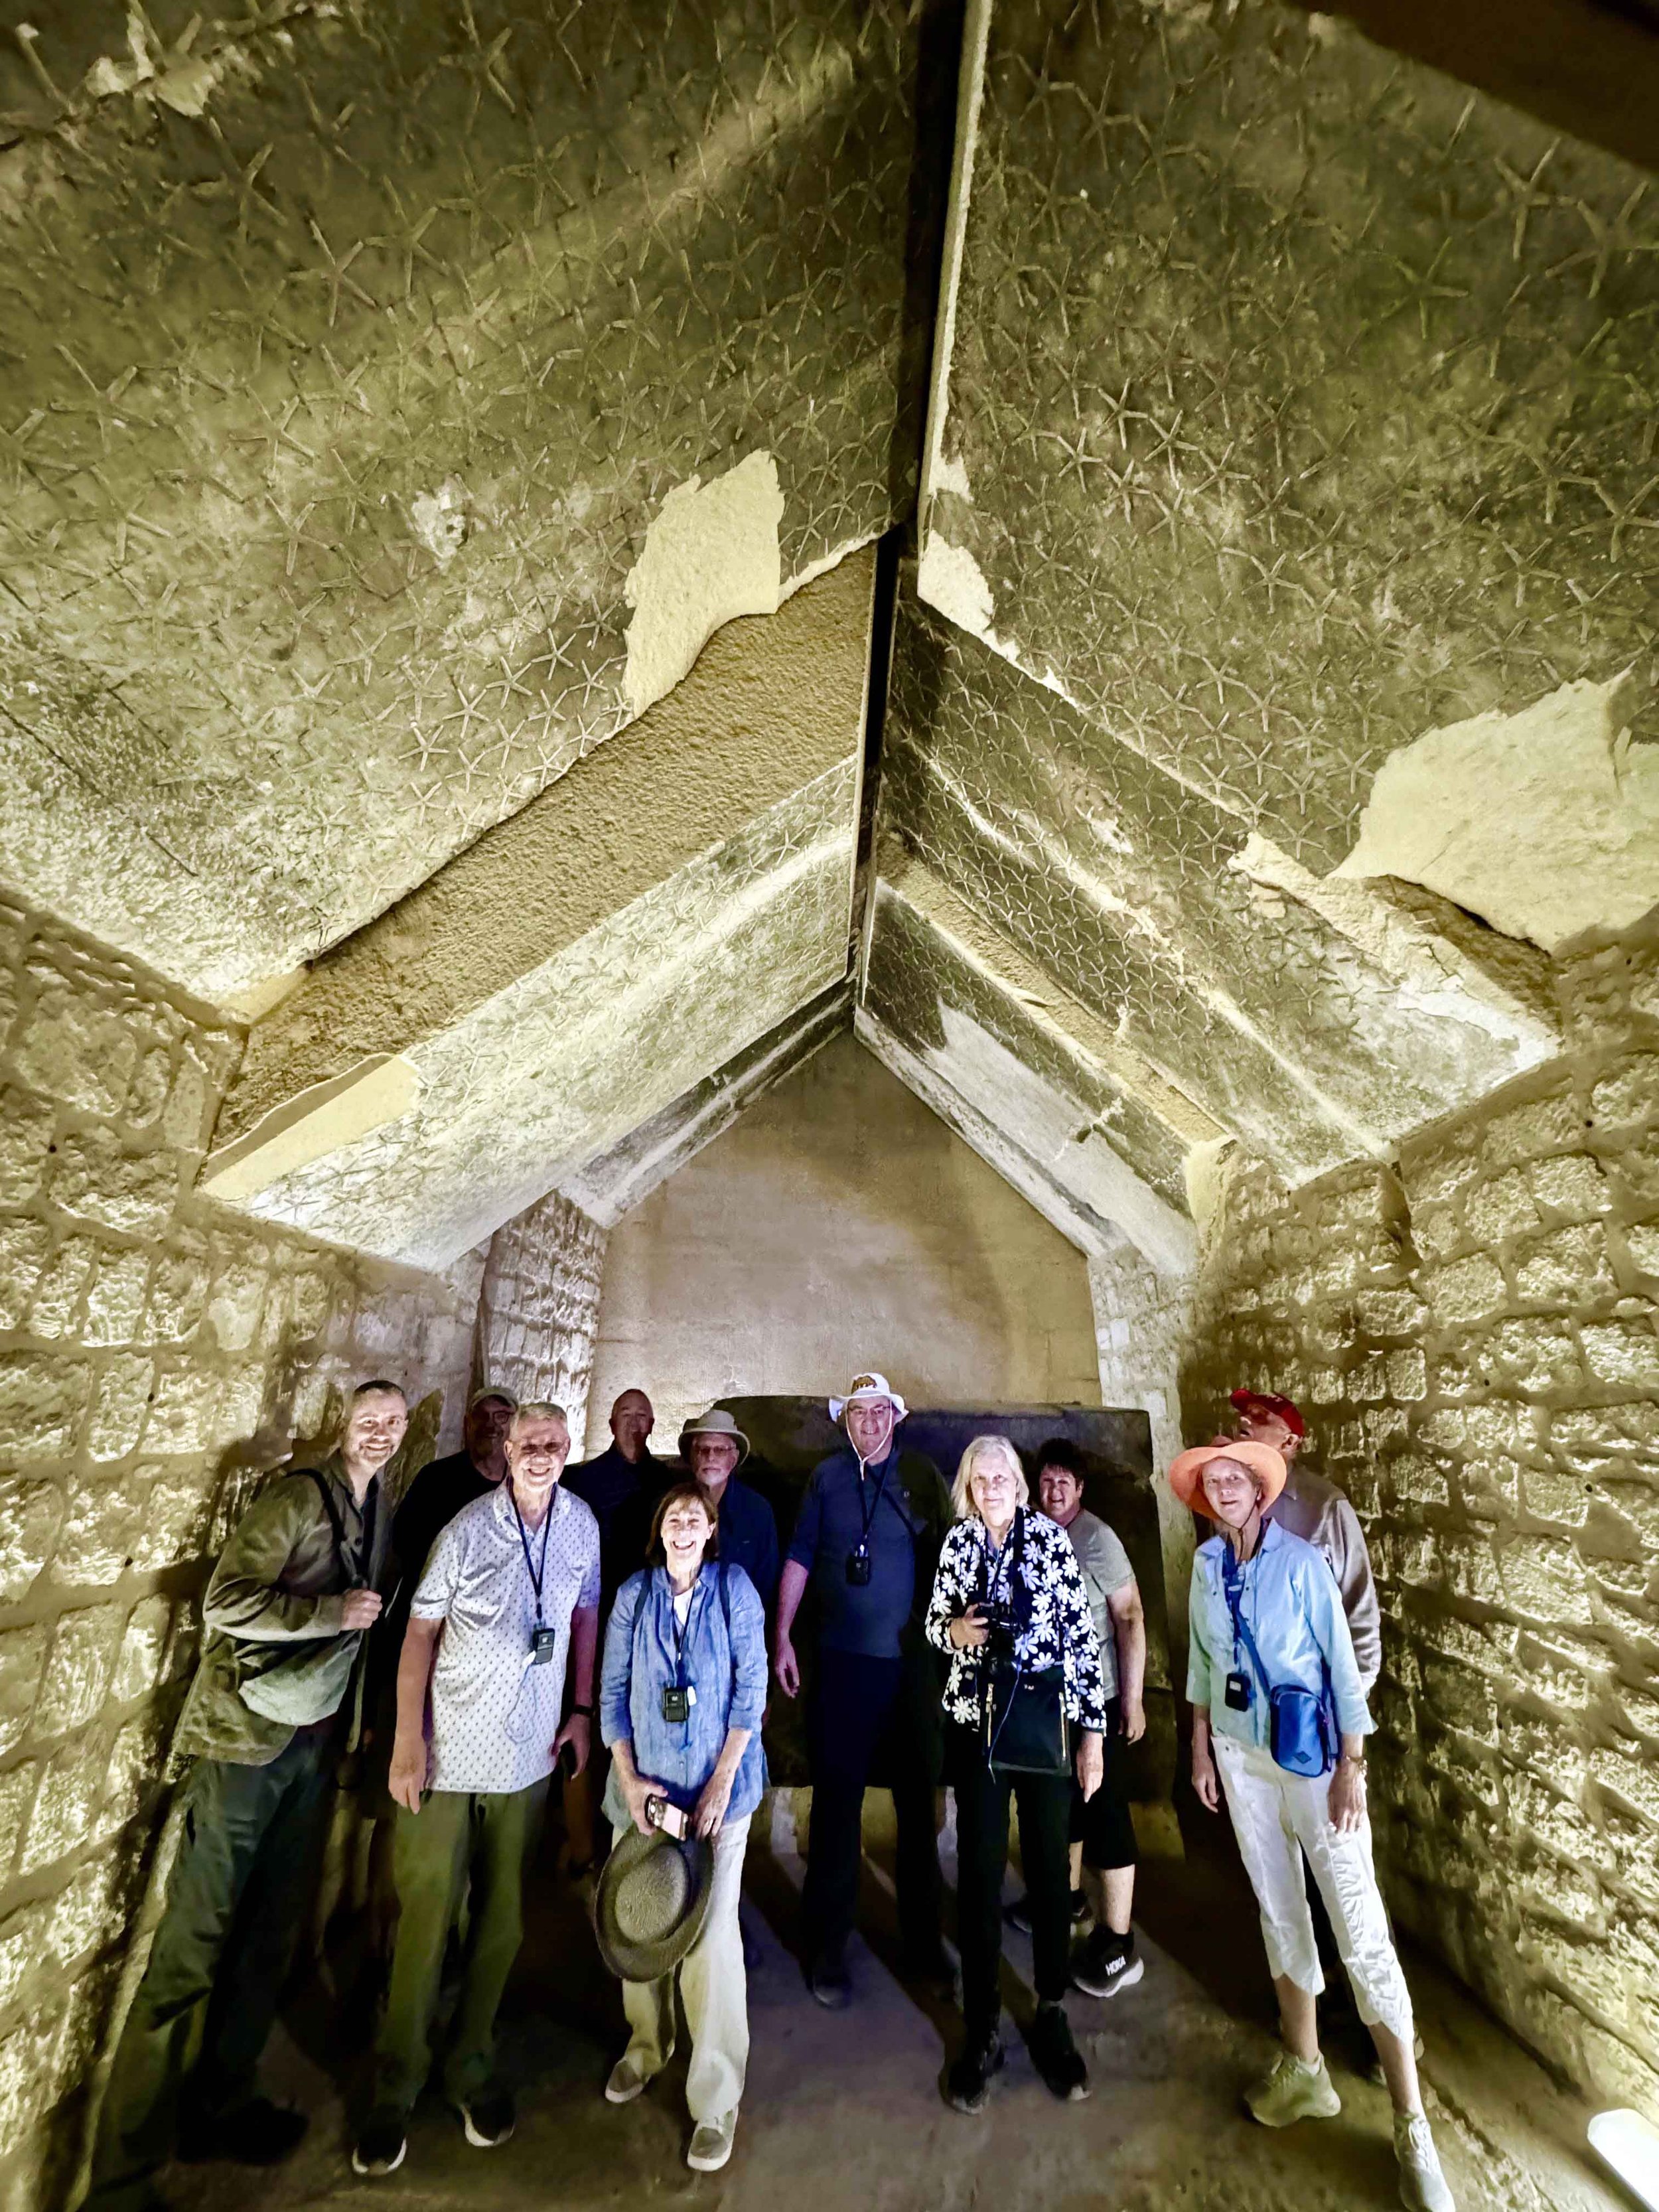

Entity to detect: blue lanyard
[508,1487,553,1625]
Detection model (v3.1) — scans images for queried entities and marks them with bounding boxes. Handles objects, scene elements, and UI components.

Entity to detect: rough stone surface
[1181,917,1659,2112]
[0,901,481,2210]
[0,4,943,1003]
[474,1193,607,1451]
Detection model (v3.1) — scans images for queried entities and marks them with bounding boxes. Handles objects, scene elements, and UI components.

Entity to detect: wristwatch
[571,1702,595,1718]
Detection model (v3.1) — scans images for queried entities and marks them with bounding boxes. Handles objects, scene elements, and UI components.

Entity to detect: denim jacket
[1187,1519,1373,1753]
[599,1562,768,1828]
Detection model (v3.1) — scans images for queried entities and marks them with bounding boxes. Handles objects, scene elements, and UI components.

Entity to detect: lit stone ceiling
[5,0,1657,1283]
[0,1,934,1003]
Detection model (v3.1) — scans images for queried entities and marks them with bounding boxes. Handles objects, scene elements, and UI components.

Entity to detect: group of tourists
[86,1369,1455,2212]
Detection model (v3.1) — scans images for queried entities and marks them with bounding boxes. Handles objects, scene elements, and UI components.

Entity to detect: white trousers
[622,1814,749,2123]
[1213,1737,1414,2043]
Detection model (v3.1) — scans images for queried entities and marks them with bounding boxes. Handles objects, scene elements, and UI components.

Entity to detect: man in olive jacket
[87,1380,407,2212]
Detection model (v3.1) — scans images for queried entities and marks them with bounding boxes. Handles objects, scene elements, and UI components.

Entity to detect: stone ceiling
[3,0,1658,1285]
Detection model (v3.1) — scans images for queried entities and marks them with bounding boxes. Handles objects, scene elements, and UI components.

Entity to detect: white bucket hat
[829,1371,908,1423]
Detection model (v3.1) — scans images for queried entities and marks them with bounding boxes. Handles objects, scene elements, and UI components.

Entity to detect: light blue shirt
[1187,1519,1372,1752]
[599,1562,768,1827]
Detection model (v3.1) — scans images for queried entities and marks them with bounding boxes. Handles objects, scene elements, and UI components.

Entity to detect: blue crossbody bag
[1224,1558,1339,1780]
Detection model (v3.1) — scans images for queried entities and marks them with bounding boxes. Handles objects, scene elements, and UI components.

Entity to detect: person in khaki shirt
[87,1380,405,2212]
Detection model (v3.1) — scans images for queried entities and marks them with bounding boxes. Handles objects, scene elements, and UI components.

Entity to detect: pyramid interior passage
[0,0,1657,2202]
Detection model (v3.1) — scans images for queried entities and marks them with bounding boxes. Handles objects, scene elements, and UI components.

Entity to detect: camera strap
[508,1484,553,1627]
[853,1452,893,1552]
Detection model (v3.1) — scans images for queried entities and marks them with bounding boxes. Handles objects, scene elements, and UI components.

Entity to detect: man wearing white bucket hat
[774,1373,952,2008]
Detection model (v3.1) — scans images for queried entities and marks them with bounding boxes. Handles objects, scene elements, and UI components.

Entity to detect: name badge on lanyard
[510,1491,557,1670]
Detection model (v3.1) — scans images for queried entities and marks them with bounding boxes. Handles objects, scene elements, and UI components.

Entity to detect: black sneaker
[1072,1928,1146,2000]
[944,2035,1005,2114]
[351,2108,407,2177]
[179,2097,309,2166]
[460,2088,516,2148]
[1029,2001,1090,2101]
[806,1953,851,2010]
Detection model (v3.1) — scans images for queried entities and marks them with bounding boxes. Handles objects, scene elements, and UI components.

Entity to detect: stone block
[1550,1406,1658,1471]
[112,1597,174,1704]
[85,1354,155,1462]
[1581,1321,1659,1390]
[0,1092,54,1207]
[1499,1536,1595,1625]
[1522,1466,1596,1528]
[130,1467,213,1572]
[124,1040,175,1132]
[1477,1317,1585,1393]
[1514,1222,1614,1304]
[10,991,135,1118]
[0,1215,51,1331]
[212,1366,269,1446]
[1595,1748,1659,1830]
[35,1609,122,1737]
[1384,1349,1427,1400]
[1421,1656,1499,1743]
[146,1243,210,1342]
[83,1247,150,1347]
[1388,1452,1449,1507]
[1591,1056,1659,1132]
[0,1904,48,2015]
[44,1858,121,1968]
[1409,1201,1463,1262]
[1507,1773,1603,1865]
[144,1366,219,1457]
[19,1745,104,1874]
[1423,1254,1506,1324]
[0,1625,48,1757]
[0,1764,35,1887]
[1465,1168,1541,1245]
[1484,1094,1592,1167]
[1626,1223,1659,1280]
[50,1132,179,1234]
[1531,1152,1610,1219]
[1515,1846,1605,1933]
[53,1477,142,1587]
[0,1351,89,1462]
[0,1475,66,1604]
[204,1260,267,1353]
[1402,1136,1480,1206]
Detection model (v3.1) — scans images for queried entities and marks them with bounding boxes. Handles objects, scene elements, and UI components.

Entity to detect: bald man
[564,1390,666,1864]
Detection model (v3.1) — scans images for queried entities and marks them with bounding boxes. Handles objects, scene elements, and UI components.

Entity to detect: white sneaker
[605,2055,652,2104]
[1244,2051,1342,2127]
[1396,2110,1455,2212]
[687,2108,737,2172]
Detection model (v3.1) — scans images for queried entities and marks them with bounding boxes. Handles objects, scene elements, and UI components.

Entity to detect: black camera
[845,1547,873,1587]
[662,1684,691,1724]
[981,1603,1020,1666]
[1224,1670,1252,1712]
[528,1625,559,1666]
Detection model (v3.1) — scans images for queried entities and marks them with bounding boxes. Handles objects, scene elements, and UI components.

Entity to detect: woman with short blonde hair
[927,1435,1106,2114]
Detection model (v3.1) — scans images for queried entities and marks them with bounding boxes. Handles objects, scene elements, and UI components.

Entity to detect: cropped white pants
[621,1813,749,2122]
[1213,1736,1414,2043]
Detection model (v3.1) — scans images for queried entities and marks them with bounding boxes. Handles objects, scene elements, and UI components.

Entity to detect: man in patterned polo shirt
[352,1402,600,2175]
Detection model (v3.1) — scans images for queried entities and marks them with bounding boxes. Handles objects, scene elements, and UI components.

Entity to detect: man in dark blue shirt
[565,1387,665,1866]
[774,1373,952,2008]
[680,1408,780,1615]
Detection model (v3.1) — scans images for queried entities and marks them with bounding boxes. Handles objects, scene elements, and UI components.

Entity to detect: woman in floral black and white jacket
[926,1435,1108,2116]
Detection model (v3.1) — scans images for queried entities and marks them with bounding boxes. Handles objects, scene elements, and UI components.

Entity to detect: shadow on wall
[705,1396,1175,1811]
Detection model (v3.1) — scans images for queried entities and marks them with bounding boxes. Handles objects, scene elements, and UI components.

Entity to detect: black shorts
[1068,1696,1139,1871]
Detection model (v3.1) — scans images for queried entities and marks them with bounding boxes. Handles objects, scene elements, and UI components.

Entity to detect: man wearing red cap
[1226,1390,1380,1692]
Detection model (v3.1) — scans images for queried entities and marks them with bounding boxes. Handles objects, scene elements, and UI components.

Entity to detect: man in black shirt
[389,1387,516,1594]
[774,1372,952,2008]
[564,1387,665,1865]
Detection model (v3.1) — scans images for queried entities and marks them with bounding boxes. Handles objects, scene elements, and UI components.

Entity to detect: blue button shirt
[786,1445,924,1659]
[599,1562,768,1826]
[1187,1518,1373,1753]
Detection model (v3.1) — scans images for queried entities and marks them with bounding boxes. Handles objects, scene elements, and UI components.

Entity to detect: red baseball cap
[1230,1388,1305,1439]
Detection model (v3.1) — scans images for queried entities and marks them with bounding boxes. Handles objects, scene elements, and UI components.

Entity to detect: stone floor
[170,1810,1630,2212]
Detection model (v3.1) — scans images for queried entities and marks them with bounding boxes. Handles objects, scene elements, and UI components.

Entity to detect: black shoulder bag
[980,1511,1070,1778]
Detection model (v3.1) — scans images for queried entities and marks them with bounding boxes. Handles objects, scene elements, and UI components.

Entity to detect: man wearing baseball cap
[1226,1390,1380,1692]
[774,1373,953,2008]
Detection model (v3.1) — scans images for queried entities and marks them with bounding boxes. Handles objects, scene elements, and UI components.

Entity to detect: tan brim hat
[1168,1439,1288,1517]
[678,1408,749,1465]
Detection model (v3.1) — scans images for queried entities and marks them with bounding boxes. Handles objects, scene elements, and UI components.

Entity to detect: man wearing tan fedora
[680,1408,779,1615]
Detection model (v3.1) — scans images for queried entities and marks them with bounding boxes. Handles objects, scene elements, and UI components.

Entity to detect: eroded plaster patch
[199,1055,421,1205]
[916,530,997,640]
[409,480,472,570]
[1334,673,1659,952]
[622,452,784,716]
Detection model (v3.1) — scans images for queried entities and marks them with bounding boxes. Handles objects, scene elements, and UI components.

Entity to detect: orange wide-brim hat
[1167,1439,1289,1517]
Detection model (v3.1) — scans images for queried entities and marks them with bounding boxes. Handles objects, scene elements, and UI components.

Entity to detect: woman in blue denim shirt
[1177,1441,1455,2212]
[599,1483,767,2174]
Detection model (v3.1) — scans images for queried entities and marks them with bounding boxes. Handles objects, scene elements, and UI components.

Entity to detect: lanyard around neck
[508,1486,553,1625]
[855,1452,893,1546]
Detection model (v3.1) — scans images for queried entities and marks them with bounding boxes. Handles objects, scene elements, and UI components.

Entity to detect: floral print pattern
[926,1509,1110,1733]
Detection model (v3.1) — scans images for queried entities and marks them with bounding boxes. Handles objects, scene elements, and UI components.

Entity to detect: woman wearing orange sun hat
[1170,1440,1455,2212]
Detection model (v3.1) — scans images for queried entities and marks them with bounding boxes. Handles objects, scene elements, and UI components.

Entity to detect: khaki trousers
[620,1814,750,2123]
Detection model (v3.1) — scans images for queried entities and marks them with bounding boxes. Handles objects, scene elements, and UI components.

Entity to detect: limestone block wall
[475,1191,608,1447]
[1181,920,1659,2112]
[0,898,481,2212]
